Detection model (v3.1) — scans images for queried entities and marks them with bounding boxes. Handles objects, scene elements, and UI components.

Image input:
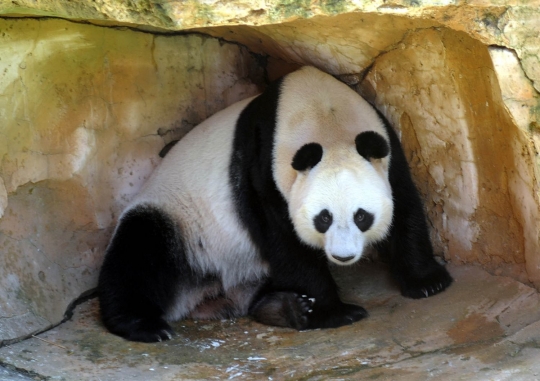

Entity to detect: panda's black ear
[355,131,389,161]
[292,143,323,171]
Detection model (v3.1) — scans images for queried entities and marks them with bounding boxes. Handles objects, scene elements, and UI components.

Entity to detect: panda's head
[288,133,394,266]
[273,66,395,265]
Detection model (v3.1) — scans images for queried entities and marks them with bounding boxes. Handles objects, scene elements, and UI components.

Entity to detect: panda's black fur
[98,67,452,342]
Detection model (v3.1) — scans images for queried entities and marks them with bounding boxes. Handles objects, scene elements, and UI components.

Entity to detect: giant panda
[98,66,453,342]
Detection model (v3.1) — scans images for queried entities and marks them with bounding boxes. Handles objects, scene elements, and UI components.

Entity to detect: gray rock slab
[1,263,539,380]
[0,366,35,381]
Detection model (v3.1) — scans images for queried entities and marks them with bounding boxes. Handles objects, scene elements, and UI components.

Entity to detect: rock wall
[359,28,536,284]
[0,17,264,343]
[1,1,540,342]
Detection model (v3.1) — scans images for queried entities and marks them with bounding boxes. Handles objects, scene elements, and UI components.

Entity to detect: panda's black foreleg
[380,126,453,298]
[379,207,453,299]
[307,301,368,330]
[250,290,367,331]
[98,205,187,342]
[377,110,453,298]
[250,289,367,331]
[301,276,368,330]
[249,246,367,330]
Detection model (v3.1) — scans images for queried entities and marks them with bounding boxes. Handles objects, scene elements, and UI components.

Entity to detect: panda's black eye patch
[354,208,374,232]
[292,143,323,171]
[314,209,333,233]
[355,131,389,162]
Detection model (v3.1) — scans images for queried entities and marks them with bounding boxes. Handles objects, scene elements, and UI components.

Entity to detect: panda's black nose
[332,255,355,262]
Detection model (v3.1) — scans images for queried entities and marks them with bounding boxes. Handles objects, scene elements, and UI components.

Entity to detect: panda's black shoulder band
[355,131,389,161]
[291,143,323,171]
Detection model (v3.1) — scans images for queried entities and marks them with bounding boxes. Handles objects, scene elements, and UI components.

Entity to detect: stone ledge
[1,263,539,380]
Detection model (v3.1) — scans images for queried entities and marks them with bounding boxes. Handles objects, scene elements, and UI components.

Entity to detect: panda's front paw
[249,292,315,330]
[105,316,175,343]
[400,264,453,299]
[308,303,368,329]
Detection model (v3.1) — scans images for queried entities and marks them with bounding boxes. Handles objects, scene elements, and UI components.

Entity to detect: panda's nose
[332,255,355,263]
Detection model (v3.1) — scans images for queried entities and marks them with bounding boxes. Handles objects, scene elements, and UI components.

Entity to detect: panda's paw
[400,265,453,299]
[127,319,176,343]
[106,316,176,343]
[249,292,315,330]
[308,303,368,329]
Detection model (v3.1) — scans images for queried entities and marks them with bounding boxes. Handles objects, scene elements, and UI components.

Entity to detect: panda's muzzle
[324,224,365,265]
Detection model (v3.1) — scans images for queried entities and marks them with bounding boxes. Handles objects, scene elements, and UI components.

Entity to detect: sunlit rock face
[1,1,540,342]
[359,28,536,284]
[0,18,264,342]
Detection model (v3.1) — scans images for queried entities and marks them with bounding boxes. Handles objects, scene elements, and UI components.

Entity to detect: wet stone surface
[1,263,540,380]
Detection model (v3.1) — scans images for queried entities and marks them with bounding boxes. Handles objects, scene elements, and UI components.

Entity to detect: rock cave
[1,1,540,379]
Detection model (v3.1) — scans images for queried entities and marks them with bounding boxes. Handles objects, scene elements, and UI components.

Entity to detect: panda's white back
[127,96,267,290]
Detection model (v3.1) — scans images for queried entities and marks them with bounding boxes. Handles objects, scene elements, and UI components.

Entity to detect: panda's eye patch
[354,208,374,232]
[314,209,333,233]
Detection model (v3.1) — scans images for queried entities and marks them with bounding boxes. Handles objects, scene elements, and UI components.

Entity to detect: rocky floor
[1,263,540,381]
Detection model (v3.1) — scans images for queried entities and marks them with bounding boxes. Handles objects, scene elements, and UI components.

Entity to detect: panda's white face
[288,145,393,265]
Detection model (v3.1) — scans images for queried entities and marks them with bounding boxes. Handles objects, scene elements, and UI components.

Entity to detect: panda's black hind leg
[98,205,188,342]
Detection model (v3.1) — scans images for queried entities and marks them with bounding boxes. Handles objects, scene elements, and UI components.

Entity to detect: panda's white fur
[274,67,393,264]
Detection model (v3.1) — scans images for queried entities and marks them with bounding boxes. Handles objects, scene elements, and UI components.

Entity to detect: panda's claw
[422,288,429,298]
[297,294,315,309]
[154,328,175,343]
[162,329,173,341]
